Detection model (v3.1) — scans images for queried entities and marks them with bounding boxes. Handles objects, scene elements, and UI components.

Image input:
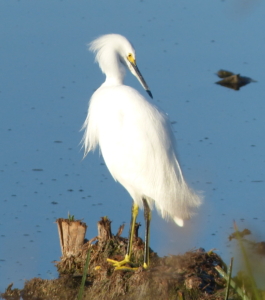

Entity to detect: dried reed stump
[57,218,87,256]
[56,218,87,274]
[97,216,112,245]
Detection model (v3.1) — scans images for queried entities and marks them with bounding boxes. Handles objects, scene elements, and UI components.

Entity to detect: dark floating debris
[32,168,43,172]
[229,226,265,257]
[229,228,251,241]
[217,70,235,78]
[215,69,257,90]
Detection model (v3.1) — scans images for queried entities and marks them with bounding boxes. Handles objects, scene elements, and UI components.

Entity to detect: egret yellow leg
[142,198,151,269]
[107,202,139,270]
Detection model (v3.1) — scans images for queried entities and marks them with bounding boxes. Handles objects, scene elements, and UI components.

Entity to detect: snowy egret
[82,34,202,269]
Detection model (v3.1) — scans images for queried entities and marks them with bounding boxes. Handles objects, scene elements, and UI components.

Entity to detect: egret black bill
[128,58,153,99]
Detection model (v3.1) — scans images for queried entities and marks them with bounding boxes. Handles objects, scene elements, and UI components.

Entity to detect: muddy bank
[2,251,229,300]
[1,218,262,300]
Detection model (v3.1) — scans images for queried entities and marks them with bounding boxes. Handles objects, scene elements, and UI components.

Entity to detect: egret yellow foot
[107,200,151,271]
[107,254,138,270]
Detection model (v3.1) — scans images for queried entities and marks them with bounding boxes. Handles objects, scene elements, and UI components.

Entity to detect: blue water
[1,0,265,292]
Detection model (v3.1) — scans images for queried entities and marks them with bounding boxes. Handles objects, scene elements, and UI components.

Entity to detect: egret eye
[127,53,135,64]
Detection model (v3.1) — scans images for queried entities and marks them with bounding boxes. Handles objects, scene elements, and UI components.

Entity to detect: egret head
[89,34,152,98]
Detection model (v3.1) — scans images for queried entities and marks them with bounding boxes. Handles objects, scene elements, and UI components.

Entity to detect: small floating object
[228,228,251,241]
[215,69,256,90]
[217,70,235,78]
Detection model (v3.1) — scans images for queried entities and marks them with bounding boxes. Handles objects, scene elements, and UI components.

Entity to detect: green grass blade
[215,265,251,300]
[77,249,91,300]
[225,257,233,300]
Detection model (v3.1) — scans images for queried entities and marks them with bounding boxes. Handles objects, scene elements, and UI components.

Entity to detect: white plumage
[82,34,202,228]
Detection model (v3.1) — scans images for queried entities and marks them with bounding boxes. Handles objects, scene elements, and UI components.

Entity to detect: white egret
[82,34,202,269]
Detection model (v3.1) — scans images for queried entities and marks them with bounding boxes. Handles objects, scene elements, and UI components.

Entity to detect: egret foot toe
[107,255,138,271]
